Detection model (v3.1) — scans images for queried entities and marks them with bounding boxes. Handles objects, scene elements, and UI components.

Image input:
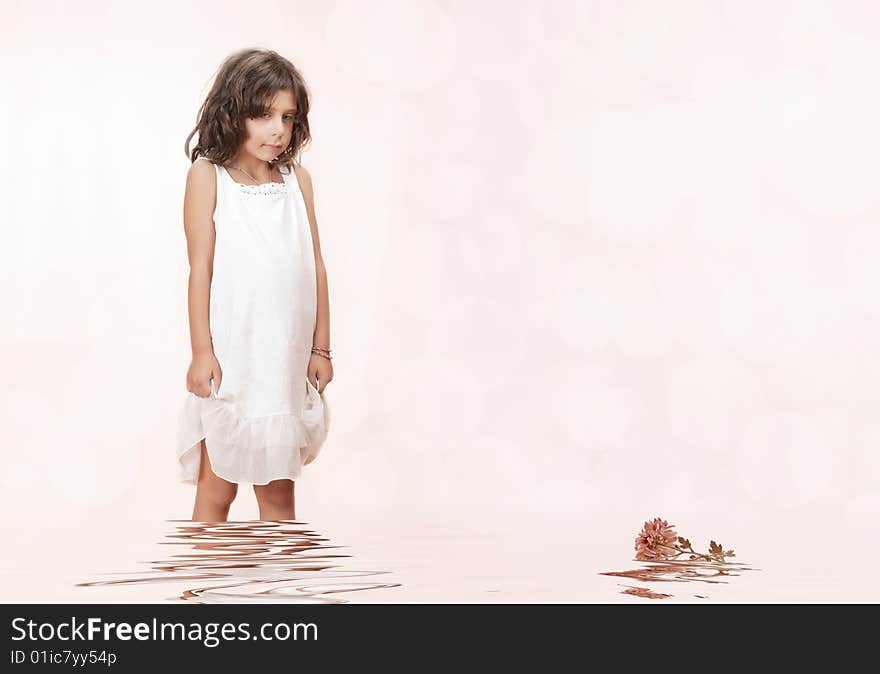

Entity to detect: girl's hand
[187,350,222,398]
[308,352,333,394]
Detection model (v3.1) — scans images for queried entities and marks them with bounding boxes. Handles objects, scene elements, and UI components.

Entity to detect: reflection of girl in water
[176,48,333,522]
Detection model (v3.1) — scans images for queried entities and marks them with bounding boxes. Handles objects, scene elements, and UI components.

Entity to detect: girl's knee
[254,480,294,507]
[201,480,238,509]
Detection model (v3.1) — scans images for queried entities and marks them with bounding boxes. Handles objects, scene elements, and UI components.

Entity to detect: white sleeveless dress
[176,156,330,485]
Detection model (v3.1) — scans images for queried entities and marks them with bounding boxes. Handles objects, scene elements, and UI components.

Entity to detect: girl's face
[239,88,298,162]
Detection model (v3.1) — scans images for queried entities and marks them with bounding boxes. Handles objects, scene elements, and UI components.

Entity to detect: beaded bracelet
[311,346,333,360]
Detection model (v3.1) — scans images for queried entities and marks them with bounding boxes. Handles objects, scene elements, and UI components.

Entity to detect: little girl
[176,48,333,522]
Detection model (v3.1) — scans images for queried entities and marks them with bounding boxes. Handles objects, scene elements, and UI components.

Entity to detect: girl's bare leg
[191,439,238,521]
[253,479,295,520]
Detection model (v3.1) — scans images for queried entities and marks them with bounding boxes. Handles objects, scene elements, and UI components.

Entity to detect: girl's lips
[264,144,283,149]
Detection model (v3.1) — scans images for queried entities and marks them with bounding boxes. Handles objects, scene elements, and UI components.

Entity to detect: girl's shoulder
[193,156,218,169]
[288,161,311,182]
[189,156,220,181]
[185,156,219,211]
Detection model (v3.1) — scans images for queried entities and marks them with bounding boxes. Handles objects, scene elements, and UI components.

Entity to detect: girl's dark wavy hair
[184,48,311,173]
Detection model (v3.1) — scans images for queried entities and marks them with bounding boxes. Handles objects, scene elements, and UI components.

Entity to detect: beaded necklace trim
[233,181,288,196]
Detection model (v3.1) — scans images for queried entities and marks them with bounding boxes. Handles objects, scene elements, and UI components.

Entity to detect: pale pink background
[1,1,878,602]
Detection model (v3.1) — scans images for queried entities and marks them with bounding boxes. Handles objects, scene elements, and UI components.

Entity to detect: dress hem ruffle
[176,380,330,486]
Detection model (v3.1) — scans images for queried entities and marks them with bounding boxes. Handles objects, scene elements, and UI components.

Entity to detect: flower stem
[672,544,724,563]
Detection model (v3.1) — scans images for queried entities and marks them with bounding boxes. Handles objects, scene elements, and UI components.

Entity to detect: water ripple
[599,558,760,599]
[76,520,401,604]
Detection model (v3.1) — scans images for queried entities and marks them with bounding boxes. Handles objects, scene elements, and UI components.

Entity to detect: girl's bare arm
[183,160,217,358]
[294,164,330,351]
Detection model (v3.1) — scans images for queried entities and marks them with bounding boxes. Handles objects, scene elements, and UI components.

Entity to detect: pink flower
[634,517,679,561]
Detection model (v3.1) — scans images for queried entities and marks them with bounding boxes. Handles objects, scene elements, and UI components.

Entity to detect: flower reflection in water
[599,558,760,600]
